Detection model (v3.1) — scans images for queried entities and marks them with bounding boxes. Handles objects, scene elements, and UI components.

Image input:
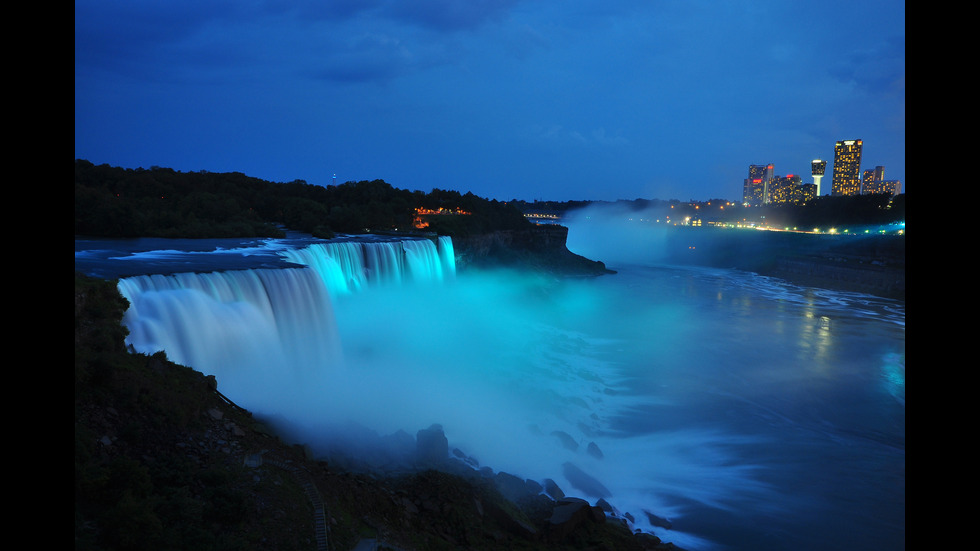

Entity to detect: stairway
[260,453,330,551]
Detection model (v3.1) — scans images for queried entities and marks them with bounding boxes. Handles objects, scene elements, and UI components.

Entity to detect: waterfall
[88,229,906,550]
[278,237,455,295]
[437,235,456,278]
[117,268,342,381]
[116,236,456,413]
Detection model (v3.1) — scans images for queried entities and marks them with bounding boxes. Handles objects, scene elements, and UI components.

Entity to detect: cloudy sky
[75,0,905,202]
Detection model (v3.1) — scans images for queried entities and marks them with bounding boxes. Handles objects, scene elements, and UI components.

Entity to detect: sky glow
[74,0,905,202]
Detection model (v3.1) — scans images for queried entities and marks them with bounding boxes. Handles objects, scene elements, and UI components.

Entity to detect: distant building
[743,164,773,206]
[795,182,817,204]
[811,159,827,196]
[768,174,803,205]
[864,177,902,196]
[831,140,863,196]
[862,166,887,194]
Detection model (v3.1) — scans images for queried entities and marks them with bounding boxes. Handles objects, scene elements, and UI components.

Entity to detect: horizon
[76,158,907,208]
[75,1,904,203]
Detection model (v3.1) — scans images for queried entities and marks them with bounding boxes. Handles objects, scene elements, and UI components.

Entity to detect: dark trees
[74,160,533,239]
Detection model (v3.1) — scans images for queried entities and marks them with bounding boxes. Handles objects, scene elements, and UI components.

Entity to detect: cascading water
[277,236,455,294]
[116,236,462,427]
[116,267,343,410]
[102,229,904,551]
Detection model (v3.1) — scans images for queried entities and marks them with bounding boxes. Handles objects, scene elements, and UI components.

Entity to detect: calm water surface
[75,234,905,551]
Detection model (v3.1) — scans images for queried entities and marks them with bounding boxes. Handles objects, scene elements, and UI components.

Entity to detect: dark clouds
[831,36,906,98]
[75,0,905,201]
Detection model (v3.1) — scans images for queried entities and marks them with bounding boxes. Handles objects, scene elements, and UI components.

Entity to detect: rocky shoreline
[451,225,615,277]
[307,422,684,550]
[75,273,682,550]
[708,231,905,301]
[451,224,904,301]
[764,253,904,300]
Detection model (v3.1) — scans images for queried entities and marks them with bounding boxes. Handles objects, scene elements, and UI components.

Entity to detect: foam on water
[108,228,903,550]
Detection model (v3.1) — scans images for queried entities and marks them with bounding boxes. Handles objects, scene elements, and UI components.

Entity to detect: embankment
[453,224,904,300]
[452,225,614,277]
[662,227,905,300]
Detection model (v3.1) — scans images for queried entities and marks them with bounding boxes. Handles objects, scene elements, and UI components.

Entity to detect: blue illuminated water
[75,228,905,551]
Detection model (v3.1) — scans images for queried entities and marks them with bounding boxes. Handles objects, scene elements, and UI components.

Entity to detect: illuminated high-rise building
[862,166,901,196]
[768,174,802,205]
[795,182,817,204]
[743,163,773,206]
[811,159,827,196]
[884,180,902,195]
[862,166,885,194]
[831,140,863,196]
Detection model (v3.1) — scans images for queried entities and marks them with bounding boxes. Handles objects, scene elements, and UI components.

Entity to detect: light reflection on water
[77,234,904,551]
[565,262,904,550]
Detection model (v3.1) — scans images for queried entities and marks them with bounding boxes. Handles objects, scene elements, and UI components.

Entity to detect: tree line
[76,160,905,240]
[74,160,530,239]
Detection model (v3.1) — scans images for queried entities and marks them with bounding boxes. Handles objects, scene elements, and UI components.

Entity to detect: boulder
[562,461,611,499]
[543,478,565,500]
[494,471,532,503]
[551,430,579,451]
[595,498,614,513]
[524,478,543,497]
[416,424,449,466]
[644,510,673,530]
[547,498,606,541]
[587,441,604,459]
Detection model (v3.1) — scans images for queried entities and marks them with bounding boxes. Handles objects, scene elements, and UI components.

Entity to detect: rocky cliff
[75,274,680,551]
[452,225,614,277]
[452,224,904,300]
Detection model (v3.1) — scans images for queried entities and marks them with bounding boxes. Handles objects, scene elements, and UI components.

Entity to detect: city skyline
[740,136,902,207]
[74,1,905,203]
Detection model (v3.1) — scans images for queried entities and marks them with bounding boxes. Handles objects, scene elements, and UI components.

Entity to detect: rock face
[452,225,613,276]
[546,497,607,541]
[562,462,612,499]
[77,264,687,551]
[416,424,449,466]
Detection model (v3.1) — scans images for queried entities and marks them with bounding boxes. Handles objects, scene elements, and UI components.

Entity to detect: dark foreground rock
[453,225,614,277]
[75,274,681,551]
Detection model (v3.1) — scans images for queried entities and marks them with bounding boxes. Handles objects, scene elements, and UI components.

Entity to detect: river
[75,228,905,551]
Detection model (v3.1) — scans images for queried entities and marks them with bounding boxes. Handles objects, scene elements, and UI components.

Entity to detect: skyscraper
[831,140,863,196]
[743,163,773,206]
[768,174,802,205]
[861,166,885,194]
[811,159,827,196]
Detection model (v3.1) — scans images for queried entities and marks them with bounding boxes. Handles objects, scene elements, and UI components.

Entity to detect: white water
[108,229,904,551]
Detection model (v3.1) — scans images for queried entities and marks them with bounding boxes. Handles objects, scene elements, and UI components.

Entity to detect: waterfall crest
[117,268,342,378]
[117,236,456,375]
[278,236,455,295]
[115,236,456,418]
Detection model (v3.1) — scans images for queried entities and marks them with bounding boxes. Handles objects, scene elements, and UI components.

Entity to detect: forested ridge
[74,159,530,239]
[76,159,904,241]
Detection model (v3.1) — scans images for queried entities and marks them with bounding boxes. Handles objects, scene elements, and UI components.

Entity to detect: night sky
[74,0,905,202]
